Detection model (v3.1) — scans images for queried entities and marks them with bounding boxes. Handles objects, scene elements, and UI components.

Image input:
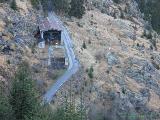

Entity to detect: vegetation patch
[138,0,160,33]
[86,66,94,79]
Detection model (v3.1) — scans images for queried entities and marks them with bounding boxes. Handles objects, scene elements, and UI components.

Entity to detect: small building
[37,17,62,47]
[38,47,68,69]
[35,17,68,69]
[50,48,68,69]
[38,38,45,48]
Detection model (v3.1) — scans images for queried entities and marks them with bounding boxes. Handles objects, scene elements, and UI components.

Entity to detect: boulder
[106,51,120,66]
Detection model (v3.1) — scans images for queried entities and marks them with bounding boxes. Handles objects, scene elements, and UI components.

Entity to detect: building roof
[39,17,62,32]
[38,47,66,58]
[53,48,66,58]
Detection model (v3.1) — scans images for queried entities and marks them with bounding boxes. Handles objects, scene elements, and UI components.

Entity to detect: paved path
[43,12,79,103]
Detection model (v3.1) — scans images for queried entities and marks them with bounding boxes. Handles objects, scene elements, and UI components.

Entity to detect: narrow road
[43,12,79,103]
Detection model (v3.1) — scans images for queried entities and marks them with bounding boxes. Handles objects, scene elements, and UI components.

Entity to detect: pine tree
[52,0,70,14]
[9,62,39,120]
[0,87,13,120]
[69,0,85,19]
[138,0,160,33]
[10,0,17,10]
[30,0,40,9]
[0,0,5,3]
[88,66,94,79]
[77,89,86,120]
[30,105,54,120]
[82,41,87,49]
[53,80,87,120]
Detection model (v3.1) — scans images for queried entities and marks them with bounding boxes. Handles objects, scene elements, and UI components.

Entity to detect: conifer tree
[30,0,40,9]
[9,62,39,120]
[30,105,54,120]
[82,41,87,49]
[10,0,17,10]
[53,80,87,120]
[52,0,70,14]
[0,86,13,120]
[0,0,5,3]
[88,66,94,79]
[77,89,86,120]
[69,0,85,18]
[138,0,160,33]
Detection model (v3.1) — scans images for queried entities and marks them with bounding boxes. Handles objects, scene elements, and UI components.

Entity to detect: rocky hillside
[0,1,61,94]
[53,0,160,119]
[0,1,39,87]
[1,0,160,120]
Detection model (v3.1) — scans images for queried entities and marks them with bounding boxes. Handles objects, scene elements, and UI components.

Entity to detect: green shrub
[82,41,87,49]
[10,0,17,11]
[152,61,159,70]
[142,30,152,39]
[147,32,153,39]
[113,0,121,4]
[87,66,94,79]
[150,39,157,50]
[6,60,10,64]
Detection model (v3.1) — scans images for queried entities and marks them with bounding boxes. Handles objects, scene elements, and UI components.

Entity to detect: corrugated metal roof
[39,17,62,32]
